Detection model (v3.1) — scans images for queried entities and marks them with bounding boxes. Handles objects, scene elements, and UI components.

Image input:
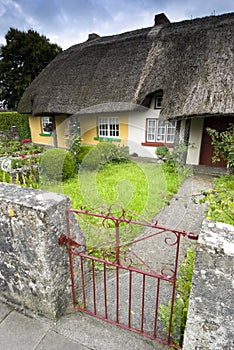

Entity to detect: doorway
[199,116,233,167]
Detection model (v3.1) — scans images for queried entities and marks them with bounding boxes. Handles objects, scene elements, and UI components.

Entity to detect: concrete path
[0,174,213,350]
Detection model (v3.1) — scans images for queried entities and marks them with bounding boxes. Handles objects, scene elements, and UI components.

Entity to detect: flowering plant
[22,138,31,143]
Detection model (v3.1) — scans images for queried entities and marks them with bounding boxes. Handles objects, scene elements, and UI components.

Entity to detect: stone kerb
[183,220,234,350]
[0,182,85,320]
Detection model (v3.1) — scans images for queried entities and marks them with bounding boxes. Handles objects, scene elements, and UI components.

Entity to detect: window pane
[147,119,156,142]
[109,118,119,137]
[166,121,176,143]
[156,120,166,142]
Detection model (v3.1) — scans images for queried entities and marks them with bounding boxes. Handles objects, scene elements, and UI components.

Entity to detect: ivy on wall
[0,112,31,140]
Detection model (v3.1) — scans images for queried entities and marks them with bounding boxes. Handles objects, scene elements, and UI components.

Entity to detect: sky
[1,0,234,50]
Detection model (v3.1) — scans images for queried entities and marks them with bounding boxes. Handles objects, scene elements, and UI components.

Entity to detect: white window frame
[41,117,53,134]
[146,119,176,143]
[98,117,119,138]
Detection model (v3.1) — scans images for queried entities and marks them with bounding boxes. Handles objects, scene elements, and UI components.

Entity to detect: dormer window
[155,95,163,109]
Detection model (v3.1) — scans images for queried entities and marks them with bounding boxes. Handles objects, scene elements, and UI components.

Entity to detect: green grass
[40,161,187,250]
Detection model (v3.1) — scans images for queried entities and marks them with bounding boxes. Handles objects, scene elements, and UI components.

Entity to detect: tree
[207,124,234,174]
[0,28,62,110]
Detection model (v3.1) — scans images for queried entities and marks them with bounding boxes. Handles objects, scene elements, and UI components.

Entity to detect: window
[98,117,119,138]
[41,117,53,134]
[146,119,176,144]
[155,95,163,109]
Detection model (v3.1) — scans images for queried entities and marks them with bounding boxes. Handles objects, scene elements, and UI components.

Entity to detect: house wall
[128,109,160,158]
[29,115,68,148]
[186,118,204,165]
[79,114,128,146]
[29,116,53,147]
[56,115,68,148]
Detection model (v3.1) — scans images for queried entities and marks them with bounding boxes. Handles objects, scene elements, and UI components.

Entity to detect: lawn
[41,161,187,250]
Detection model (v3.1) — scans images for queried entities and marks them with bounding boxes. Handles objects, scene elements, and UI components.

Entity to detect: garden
[1,122,233,348]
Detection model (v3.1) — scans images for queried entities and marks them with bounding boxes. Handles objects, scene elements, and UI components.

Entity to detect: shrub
[80,142,129,170]
[67,135,82,172]
[77,145,94,162]
[155,146,170,160]
[207,125,234,174]
[0,112,31,139]
[39,148,75,182]
[198,175,234,225]
[74,145,94,171]
[157,142,191,173]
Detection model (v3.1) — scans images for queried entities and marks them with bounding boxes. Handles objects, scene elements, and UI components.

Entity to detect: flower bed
[0,138,44,184]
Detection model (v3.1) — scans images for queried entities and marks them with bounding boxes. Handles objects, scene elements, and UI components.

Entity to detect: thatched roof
[18,12,234,120]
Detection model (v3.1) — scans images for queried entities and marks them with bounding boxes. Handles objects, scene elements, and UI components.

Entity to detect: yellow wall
[29,116,54,146]
[55,115,68,148]
[29,115,68,147]
[29,114,129,147]
[80,114,129,145]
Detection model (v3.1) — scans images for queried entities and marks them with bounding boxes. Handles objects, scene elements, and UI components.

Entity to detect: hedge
[39,148,75,182]
[0,112,31,140]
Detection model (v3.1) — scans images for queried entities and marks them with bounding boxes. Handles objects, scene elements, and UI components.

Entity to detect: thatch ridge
[18,12,234,119]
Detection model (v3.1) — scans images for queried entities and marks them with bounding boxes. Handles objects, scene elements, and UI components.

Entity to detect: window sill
[94,137,121,142]
[141,142,174,148]
[39,133,53,137]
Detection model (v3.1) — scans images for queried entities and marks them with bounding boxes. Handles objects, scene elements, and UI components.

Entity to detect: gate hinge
[58,234,81,248]
[58,234,68,246]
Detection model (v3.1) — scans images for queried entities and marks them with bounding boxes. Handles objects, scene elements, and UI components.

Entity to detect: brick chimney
[154,13,170,26]
[88,33,100,41]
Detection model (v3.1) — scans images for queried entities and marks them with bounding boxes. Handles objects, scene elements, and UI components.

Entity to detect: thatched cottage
[18,12,234,167]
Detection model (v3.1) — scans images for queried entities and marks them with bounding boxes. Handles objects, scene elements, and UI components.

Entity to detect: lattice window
[146,119,176,143]
[98,117,119,138]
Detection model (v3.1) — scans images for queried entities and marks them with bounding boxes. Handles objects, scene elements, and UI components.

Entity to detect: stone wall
[183,220,234,350]
[0,182,85,320]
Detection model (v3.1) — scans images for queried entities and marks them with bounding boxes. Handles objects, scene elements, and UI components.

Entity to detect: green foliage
[67,135,82,172]
[159,248,196,347]
[207,125,234,174]
[0,138,43,185]
[74,145,95,170]
[157,142,190,173]
[0,28,62,109]
[0,112,31,139]
[0,139,43,157]
[155,145,170,160]
[81,142,130,170]
[41,162,186,251]
[198,175,234,225]
[39,148,75,182]
[0,168,11,183]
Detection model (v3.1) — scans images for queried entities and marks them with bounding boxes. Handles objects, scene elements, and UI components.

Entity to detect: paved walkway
[0,175,213,350]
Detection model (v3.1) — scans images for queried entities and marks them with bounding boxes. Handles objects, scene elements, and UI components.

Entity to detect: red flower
[21,154,26,158]
[22,138,31,143]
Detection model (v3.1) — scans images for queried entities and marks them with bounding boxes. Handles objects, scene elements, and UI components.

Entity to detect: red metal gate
[59,205,198,349]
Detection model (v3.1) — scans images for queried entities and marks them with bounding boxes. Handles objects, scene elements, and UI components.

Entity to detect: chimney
[154,13,170,26]
[87,33,100,41]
